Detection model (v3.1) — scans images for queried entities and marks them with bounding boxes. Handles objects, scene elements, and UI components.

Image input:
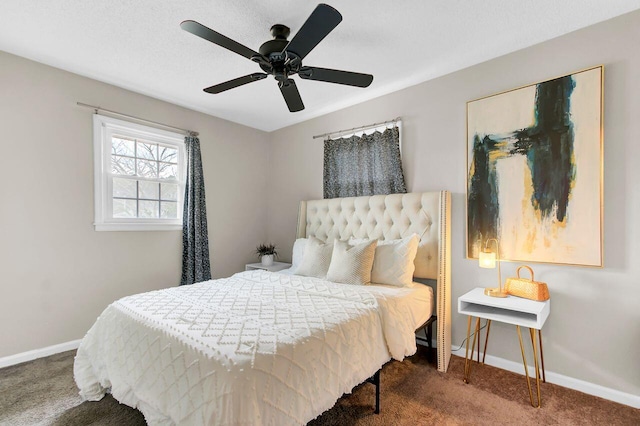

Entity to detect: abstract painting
[467,66,603,266]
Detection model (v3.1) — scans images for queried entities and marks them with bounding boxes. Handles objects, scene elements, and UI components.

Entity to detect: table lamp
[479,238,507,297]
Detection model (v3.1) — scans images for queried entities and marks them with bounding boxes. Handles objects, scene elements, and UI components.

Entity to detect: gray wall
[266,11,640,396]
[0,51,270,358]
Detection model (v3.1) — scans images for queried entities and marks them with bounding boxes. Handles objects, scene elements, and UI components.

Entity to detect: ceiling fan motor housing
[259,24,290,57]
[256,24,302,81]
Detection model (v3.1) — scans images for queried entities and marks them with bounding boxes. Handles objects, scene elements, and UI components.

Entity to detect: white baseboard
[450,346,640,409]
[0,339,82,369]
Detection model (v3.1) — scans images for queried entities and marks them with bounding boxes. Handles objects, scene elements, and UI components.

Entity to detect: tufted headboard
[296,191,451,372]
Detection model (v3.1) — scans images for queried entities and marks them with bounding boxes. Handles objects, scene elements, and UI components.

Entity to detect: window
[93,114,185,231]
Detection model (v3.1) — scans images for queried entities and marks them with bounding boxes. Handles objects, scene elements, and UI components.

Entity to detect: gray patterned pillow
[326,239,378,285]
[295,236,333,279]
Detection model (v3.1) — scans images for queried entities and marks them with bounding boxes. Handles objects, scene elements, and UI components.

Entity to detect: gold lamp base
[484,287,508,298]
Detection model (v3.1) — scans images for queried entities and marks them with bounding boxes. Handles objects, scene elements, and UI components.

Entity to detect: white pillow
[326,239,378,285]
[374,235,419,286]
[295,236,333,279]
[349,235,419,287]
[290,238,307,273]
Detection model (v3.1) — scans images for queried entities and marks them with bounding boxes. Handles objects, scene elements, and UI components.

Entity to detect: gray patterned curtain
[181,136,211,285]
[323,126,407,199]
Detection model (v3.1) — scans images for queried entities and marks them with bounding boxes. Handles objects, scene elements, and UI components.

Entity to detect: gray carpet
[1,346,639,425]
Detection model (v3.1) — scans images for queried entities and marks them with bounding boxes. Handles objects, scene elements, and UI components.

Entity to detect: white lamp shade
[479,251,496,268]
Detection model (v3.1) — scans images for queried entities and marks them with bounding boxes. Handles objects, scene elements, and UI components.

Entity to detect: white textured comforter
[74,270,420,425]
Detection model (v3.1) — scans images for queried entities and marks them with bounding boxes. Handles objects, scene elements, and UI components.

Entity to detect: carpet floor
[1,346,638,425]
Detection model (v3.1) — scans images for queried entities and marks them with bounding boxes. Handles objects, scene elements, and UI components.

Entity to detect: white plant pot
[261,254,274,266]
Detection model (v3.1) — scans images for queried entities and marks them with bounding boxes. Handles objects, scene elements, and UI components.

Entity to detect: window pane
[159,146,178,163]
[159,163,178,179]
[137,159,158,178]
[113,198,137,218]
[161,201,178,219]
[113,178,136,198]
[137,142,158,160]
[112,155,136,176]
[111,137,135,157]
[160,183,178,201]
[139,200,159,218]
[139,180,159,200]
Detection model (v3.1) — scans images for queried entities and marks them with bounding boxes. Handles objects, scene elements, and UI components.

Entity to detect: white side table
[245,262,291,272]
[458,287,550,407]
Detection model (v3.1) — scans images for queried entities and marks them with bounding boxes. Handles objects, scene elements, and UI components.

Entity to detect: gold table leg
[482,320,492,363]
[463,317,481,383]
[516,325,536,407]
[473,318,480,363]
[476,318,481,363]
[463,316,472,383]
[538,329,546,382]
[529,328,542,408]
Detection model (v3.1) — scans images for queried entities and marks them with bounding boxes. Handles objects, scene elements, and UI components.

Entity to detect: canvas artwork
[467,66,603,266]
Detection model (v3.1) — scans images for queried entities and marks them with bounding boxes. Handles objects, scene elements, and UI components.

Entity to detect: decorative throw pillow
[370,234,419,287]
[290,238,308,273]
[295,236,333,279]
[326,239,378,285]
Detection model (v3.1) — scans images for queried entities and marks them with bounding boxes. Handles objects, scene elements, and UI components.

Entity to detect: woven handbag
[505,265,550,301]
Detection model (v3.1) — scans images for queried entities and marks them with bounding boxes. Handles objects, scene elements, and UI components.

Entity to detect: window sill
[94,222,182,232]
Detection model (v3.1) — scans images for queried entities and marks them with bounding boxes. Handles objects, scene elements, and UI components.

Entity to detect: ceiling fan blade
[279,79,305,112]
[283,4,342,60]
[203,73,268,94]
[298,67,373,88]
[181,20,261,60]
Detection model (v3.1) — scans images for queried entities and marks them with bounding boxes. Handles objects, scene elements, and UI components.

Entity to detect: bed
[74,191,451,425]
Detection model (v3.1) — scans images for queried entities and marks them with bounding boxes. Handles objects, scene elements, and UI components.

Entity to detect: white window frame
[93,114,186,231]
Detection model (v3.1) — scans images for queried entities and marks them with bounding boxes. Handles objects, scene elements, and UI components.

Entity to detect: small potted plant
[256,243,278,266]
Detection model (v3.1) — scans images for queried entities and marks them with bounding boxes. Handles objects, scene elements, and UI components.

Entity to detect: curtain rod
[312,116,401,140]
[76,102,198,137]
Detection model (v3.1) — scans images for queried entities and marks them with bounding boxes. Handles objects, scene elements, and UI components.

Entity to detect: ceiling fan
[180,3,373,112]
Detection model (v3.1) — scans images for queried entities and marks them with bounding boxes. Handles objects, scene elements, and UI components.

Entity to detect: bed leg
[374,369,380,414]
[366,369,381,414]
[426,321,433,348]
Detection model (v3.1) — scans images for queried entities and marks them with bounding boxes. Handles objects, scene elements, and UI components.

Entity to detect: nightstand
[458,287,550,407]
[245,262,291,272]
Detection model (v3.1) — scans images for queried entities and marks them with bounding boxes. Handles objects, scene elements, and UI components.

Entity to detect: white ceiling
[1,1,639,132]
